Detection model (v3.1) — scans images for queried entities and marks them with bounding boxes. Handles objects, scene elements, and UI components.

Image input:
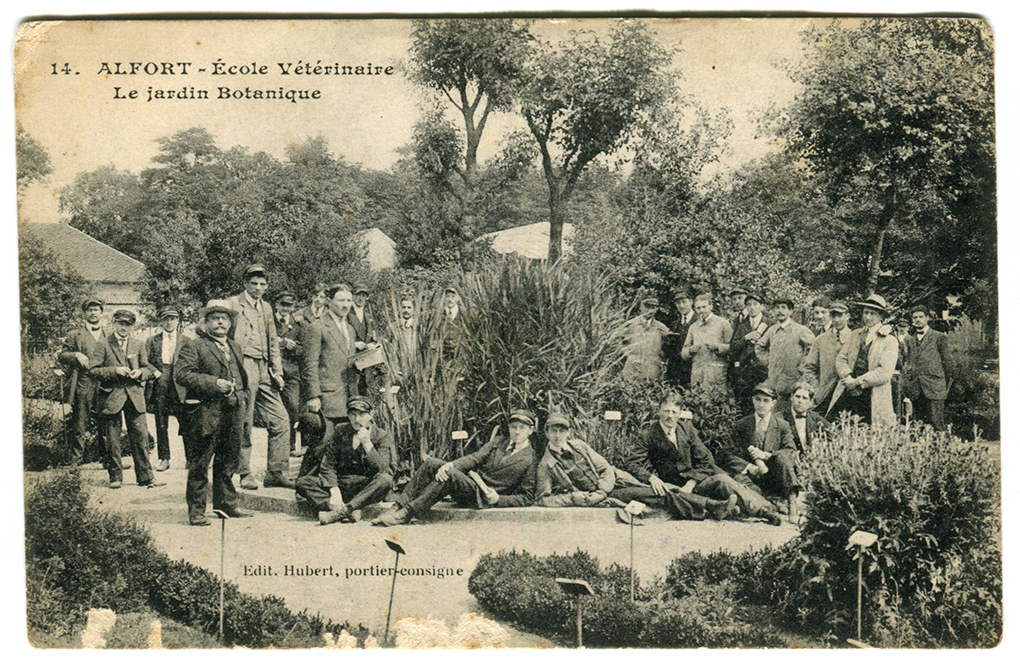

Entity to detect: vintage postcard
[15,15,1000,650]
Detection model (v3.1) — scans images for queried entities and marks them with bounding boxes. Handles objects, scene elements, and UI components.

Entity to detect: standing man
[58,297,107,466]
[396,295,417,353]
[722,384,802,522]
[348,283,376,347]
[174,300,254,525]
[375,409,537,526]
[681,294,733,391]
[728,287,749,327]
[810,296,833,336]
[227,264,292,490]
[621,297,669,384]
[665,288,696,388]
[275,291,304,457]
[89,310,163,489]
[902,305,954,431]
[144,307,185,472]
[296,283,329,326]
[801,301,852,412]
[834,295,899,428]
[729,292,770,407]
[296,397,393,525]
[301,283,357,467]
[755,296,815,414]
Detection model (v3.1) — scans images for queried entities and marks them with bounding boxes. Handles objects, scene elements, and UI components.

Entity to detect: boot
[707,495,739,521]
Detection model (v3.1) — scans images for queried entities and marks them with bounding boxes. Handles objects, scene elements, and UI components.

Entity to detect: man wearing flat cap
[375,409,537,526]
[665,289,696,388]
[58,296,107,465]
[89,310,163,489]
[275,291,304,456]
[144,307,186,472]
[174,300,254,525]
[296,396,393,525]
[729,287,750,327]
[227,264,293,490]
[755,296,815,414]
[723,384,802,523]
[801,301,853,411]
[622,296,669,384]
[729,292,771,408]
[834,295,899,427]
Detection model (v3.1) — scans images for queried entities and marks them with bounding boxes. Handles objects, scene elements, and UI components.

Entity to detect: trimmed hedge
[25,470,366,648]
[468,549,785,648]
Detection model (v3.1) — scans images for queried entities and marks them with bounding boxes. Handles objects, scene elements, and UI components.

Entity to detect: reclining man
[375,409,537,526]
[722,383,803,523]
[295,396,393,525]
[537,414,737,521]
[621,392,782,526]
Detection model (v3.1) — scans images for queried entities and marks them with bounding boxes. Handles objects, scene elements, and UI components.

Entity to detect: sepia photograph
[11,9,1003,652]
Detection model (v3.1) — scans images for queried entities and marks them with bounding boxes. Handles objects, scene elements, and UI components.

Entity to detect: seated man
[621,392,781,526]
[722,384,803,523]
[784,382,831,452]
[295,396,393,525]
[537,414,737,521]
[375,409,537,526]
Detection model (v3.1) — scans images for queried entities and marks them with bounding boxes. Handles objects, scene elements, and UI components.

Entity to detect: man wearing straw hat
[834,294,900,428]
[144,307,185,472]
[174,299,254,525]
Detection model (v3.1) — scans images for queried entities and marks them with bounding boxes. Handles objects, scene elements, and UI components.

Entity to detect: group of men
[626,288,955,431]
[57,264,953,527]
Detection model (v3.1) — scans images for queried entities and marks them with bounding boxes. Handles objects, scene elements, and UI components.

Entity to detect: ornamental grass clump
[772,418,1001,647]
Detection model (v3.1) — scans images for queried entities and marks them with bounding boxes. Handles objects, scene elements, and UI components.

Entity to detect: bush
[25,471,364,648]
[468,549,787,648]
[944,317,999,439]
[765,420,1002,647]
[21,352,63,400]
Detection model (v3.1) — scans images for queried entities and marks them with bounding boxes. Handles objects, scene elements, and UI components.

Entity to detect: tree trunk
[547,184,566,263]
[866,195,896,296]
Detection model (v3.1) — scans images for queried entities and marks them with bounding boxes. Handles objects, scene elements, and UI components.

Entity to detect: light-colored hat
[855,294,890,315]
[201,299,238,320]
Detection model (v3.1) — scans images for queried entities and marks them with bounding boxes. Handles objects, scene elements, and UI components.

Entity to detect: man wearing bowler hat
[227,263,293,490]
[144,307,186,472]
[58,296,107,465]
[834,294,900,427]
[755,296,815,414]
[296,396,393,525]
[375,409,537,526]
[89,310,163,489]
[174,300,254,525]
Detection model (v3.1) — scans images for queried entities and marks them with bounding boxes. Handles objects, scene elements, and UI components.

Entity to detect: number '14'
[50,63,74,75]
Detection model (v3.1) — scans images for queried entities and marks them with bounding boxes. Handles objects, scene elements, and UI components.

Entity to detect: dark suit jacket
[723,413,797,476]
[320,423,393,488]
[90,334,155,415]
[782,409,830,451]
[174,332,250,438]
[58,325,106,397]
[301,314,356,418]
[276,313,305,379]
[665,311,696,384]
[903,329,953,400]
[144,330,187,404]
[452,435,535,507]
[621,421,728,487]
[347,306,376,344]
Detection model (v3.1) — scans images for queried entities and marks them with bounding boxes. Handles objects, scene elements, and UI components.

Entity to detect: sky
[13,17,821,224]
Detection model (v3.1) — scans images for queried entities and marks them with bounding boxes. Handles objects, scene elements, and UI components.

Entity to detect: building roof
[354,227,397,271]
[20,223,146,284]
[476,221,575,261]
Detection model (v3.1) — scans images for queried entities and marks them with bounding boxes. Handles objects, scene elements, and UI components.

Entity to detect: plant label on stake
[451,430,468,440]
[555,578,594,648]
[848,530,878,644]
[624,501,646,602]
[603,410,622,421]
[383,538,406,645]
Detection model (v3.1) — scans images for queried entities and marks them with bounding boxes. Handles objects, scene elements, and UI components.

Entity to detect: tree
[19,234,89,351]
[778,18,995,307]
[520,22,673,261]
[58,165,148,257]
[16,124,52,198]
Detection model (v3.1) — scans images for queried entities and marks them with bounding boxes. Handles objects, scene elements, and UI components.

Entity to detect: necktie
[756,418,767,445]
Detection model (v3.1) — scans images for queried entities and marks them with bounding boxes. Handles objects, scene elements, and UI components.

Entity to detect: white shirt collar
[244,291,262,309]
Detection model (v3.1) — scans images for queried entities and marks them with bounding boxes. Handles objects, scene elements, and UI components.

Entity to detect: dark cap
[111,309,136,325]
[509,409,536,427]
[744,293,763,305]
[545,414,570,429]
[352,283,369,295]
[674,288,693,301]
[276,291,296,305]
[243,263,268,279]
[82,297,105,311]
[157,308,180,320]
[829,301,849,315]
[443,285,459,295]
[729,287,748,297]
[752,383,777,400]
[346,396,374,414]
[773,295,795,309]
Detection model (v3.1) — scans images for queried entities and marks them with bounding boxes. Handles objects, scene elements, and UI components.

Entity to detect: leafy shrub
[25,471,363,648]
[21,352,62,401]
[944,317,999,439]
[468,548,787,648]
[766,420,1002,647]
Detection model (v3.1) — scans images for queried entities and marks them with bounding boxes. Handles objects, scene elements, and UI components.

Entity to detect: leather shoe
[290,449,304,458]
[144,480,167,488]
[343,509,362,524]
[110,481,122,489]
[121,461,132,470]
[156,459,170,472]
[319,508,346,525]
[239,475,259,490]
[707,495,739,521]
[263,473,295,489]
[190,516,211,526]
[373,506,409,527]
[759,509,783,527]
[221,507,254,518]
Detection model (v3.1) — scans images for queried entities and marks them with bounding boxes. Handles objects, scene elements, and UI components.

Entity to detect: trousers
[913,394,946,431]
[693,473,774,517]
[185,403,243,519]
[397,458,480,515]
[67,376,97,465]
[609,485,714,520]
[239,357,291,476]
[295,472,393,512]
[734,449,801,498]
[101,402,154,485]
